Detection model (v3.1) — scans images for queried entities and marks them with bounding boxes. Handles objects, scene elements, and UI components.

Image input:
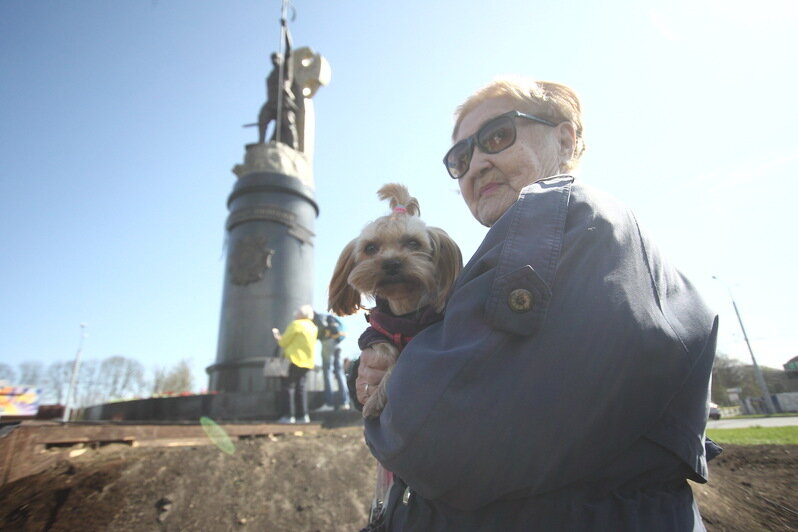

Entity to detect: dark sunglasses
[443,110,558,179]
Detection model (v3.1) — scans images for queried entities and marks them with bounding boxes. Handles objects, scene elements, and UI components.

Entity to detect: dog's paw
[360,344,396,419]
[362,398,382,418]
[362,396,386,418]
[362,378,390,418]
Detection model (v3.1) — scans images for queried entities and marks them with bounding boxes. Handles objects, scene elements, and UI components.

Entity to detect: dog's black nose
[382,259,402,275]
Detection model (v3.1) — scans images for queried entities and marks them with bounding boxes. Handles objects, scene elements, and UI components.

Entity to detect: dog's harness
[367,318,414,350]
[357,300,444,351]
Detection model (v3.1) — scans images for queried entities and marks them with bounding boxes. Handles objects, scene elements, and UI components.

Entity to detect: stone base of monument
[79,391,362,428]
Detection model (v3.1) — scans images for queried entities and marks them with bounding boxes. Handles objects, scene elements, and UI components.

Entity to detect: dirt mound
[1,427,796,531]
[692,443,798,532]
[0,427,375,532]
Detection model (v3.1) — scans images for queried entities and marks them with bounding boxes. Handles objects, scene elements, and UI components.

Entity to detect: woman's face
[455,97,564,227]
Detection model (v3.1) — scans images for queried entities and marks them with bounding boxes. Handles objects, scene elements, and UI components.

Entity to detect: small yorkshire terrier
[328,183,462,418]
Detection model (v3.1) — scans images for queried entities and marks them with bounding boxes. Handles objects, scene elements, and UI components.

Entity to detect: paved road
[707,415,798,429]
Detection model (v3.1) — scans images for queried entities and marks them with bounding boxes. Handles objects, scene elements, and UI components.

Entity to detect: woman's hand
[356,345,392,406]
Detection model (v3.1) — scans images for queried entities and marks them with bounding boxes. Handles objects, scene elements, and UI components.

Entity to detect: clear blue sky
[1,0,796,392]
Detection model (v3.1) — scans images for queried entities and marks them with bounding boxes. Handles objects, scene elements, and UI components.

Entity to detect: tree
[0,363,15,384]
[152,359,195,395]
[42,361,73,404]
[98,356,146,401]
[74,359,102,408]
[712,353,797,406]
[151,366,169,395]
[762,365,798,394]
[17,361,44,387]
[711,353,744,405]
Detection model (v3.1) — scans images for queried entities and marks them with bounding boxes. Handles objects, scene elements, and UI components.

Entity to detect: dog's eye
[405,239,421,250]
[364,243,379,255]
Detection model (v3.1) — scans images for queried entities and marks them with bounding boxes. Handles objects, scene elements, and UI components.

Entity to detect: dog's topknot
[377,183,420,217]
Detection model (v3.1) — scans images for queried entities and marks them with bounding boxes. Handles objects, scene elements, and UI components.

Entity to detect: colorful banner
[0,386,41,416]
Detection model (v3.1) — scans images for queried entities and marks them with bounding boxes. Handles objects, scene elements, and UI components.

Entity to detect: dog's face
[329,213,462,317]
[350,214,436,315]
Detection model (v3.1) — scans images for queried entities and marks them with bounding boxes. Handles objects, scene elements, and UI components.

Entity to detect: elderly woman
[273,304,317,424]
[354,78,719,530]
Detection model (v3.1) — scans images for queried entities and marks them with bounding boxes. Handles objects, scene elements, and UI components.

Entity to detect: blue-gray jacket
[364,176,718,531]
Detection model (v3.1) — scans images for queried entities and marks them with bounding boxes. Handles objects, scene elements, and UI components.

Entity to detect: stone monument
[207,27,331,394]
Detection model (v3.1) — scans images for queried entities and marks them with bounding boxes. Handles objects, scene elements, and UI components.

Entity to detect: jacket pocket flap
[485,265,551,336]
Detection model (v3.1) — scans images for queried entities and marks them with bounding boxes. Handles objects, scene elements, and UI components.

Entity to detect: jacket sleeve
[363,176,717,510]
[277,321,297,350]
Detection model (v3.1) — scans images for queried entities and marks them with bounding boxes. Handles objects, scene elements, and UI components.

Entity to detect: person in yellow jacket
[272,304,318,424]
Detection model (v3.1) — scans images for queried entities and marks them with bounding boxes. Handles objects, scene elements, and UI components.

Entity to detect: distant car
[709,402,721,420]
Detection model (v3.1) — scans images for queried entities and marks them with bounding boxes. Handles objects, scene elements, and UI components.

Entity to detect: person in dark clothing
[351,77,720,531]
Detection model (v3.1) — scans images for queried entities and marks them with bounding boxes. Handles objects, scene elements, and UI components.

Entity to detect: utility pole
[62,323,87,422]
[712,276,776,415]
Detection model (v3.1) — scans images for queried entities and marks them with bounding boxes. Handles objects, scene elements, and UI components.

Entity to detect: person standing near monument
[314,313,350,412]
[272,304,317,424]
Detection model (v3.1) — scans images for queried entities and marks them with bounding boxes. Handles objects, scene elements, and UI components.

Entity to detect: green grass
[707,426,798,445]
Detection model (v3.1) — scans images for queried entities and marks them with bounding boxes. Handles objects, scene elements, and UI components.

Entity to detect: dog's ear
[328,239,363,316]
[427,227,463,312]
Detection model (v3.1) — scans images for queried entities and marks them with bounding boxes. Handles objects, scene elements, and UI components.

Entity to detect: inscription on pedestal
[227,205,315,244]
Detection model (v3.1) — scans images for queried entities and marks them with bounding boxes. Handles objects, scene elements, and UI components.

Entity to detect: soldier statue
[257,21,304,150]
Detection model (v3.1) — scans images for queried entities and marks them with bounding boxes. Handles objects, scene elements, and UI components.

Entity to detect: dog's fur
[328,183,462,417]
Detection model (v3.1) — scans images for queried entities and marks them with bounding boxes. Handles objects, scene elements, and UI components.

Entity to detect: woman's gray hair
[295,304,315,320]
[453,76,586,172]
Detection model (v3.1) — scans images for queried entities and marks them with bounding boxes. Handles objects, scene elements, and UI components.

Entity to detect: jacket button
[508,288,533,312]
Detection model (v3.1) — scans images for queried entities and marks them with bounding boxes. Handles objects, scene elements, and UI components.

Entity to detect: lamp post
[62,323,87,422]
[712,276,776,415]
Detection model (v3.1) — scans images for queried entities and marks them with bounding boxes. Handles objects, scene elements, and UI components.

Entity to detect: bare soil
[1,427,796,531]
[691,443,798,531]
